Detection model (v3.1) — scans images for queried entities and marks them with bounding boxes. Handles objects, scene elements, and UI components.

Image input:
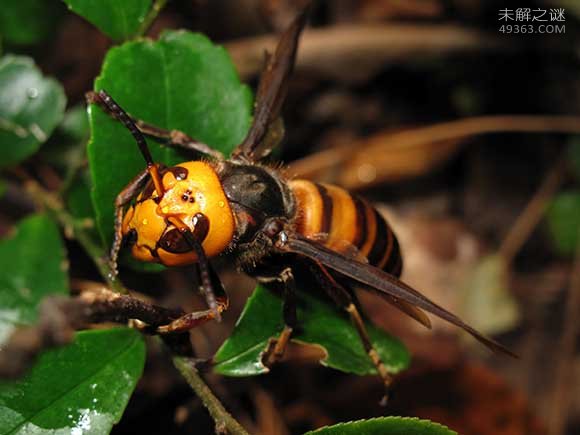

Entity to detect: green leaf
[67,170,96,222]
[0,55,66,168]
[63,0,152,41]
[40,105,90,173]
[60,104,90,143]
[88,30,252,247]
[304,417,457,435]
[546,191,580,256]
[0,0,64,46]
[0,328,145,434]
[460,254,519,335]
[0,214,68,345]
[214,285,410,376]
[0,180,6,198]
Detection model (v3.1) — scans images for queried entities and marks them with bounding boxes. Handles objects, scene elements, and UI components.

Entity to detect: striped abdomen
[289,180,402,277]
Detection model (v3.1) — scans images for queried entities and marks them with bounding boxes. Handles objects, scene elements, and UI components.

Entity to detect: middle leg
[263,267,298,365]
[246,262,299,365]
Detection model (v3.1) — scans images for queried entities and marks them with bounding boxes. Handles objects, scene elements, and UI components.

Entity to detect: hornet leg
[312,261,394,405]
[86,90,223,160]
[157,262,229,334]
[110,168,149,277]
[262,267,298,365]
[156,299,229,334]
[134,119,223,160]
[155,216,229,333]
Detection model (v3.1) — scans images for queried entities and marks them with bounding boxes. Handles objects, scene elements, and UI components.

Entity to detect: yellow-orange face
[121,161,235,267]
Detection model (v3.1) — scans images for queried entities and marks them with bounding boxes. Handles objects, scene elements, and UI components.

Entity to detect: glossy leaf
[63,0,152,41]
[88,30,252,246]
[67,170,96,222]
[214,285,410,376]
[0,214,68,345]
[0,0,63,46]
[304,417,457,435]
[60,104,91,143]
[0,56,66,168]
[47,107,96,236]
[546,191,580,256]
[0,328,145,434]
[40,105,90,175]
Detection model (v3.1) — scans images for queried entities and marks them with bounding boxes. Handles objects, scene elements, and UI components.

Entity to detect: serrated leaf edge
[4,329,144,434]
[304,416,458,435]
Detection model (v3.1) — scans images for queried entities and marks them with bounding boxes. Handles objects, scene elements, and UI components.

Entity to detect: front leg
[156,297,229,334]
[111,168,149,276]
[157,261,229,333]
[154,216,230,333]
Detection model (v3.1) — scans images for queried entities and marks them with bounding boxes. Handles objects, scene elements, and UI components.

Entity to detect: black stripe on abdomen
[382,235,402,277]
[352,196,368,249]
[315,183,333,235]
[367,210,389,267]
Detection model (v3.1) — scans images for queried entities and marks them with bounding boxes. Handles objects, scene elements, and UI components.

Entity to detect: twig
[18,174,249,434]
[289,115,580,188]
[0,289,182,378]
[173,357,251,435]
[226,24,512,82]
[499,157,566,265]
[137,0,168,37]
[548,228,580,435]
[364,115,580,146]
[58,146,87,196]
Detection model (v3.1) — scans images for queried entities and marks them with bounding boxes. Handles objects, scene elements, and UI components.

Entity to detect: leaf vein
[5,332,141,435]
[215,340,270,369]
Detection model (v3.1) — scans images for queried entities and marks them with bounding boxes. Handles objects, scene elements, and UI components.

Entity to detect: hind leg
[311,261,394,405]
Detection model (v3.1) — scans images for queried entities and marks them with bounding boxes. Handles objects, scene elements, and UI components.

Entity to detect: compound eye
[124,228,138,247]
[264,220,283,238]
[158,228,193,253]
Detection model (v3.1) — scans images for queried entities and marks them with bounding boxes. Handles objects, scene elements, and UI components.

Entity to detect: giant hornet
[87,6,514,401]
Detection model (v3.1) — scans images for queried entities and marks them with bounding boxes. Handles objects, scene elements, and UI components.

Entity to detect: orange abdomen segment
[289,179,402,276]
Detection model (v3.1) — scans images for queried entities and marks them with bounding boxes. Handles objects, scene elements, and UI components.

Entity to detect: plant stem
[499,157,566,266]
[22,173,250,434]
[173,357,251,435]
[548,228,580,435]
[137,0,168,37]
[289,114,580,188]
[24,179,125,294]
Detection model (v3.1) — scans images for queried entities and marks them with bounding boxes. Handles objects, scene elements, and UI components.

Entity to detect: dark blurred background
[2,1,580,434]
